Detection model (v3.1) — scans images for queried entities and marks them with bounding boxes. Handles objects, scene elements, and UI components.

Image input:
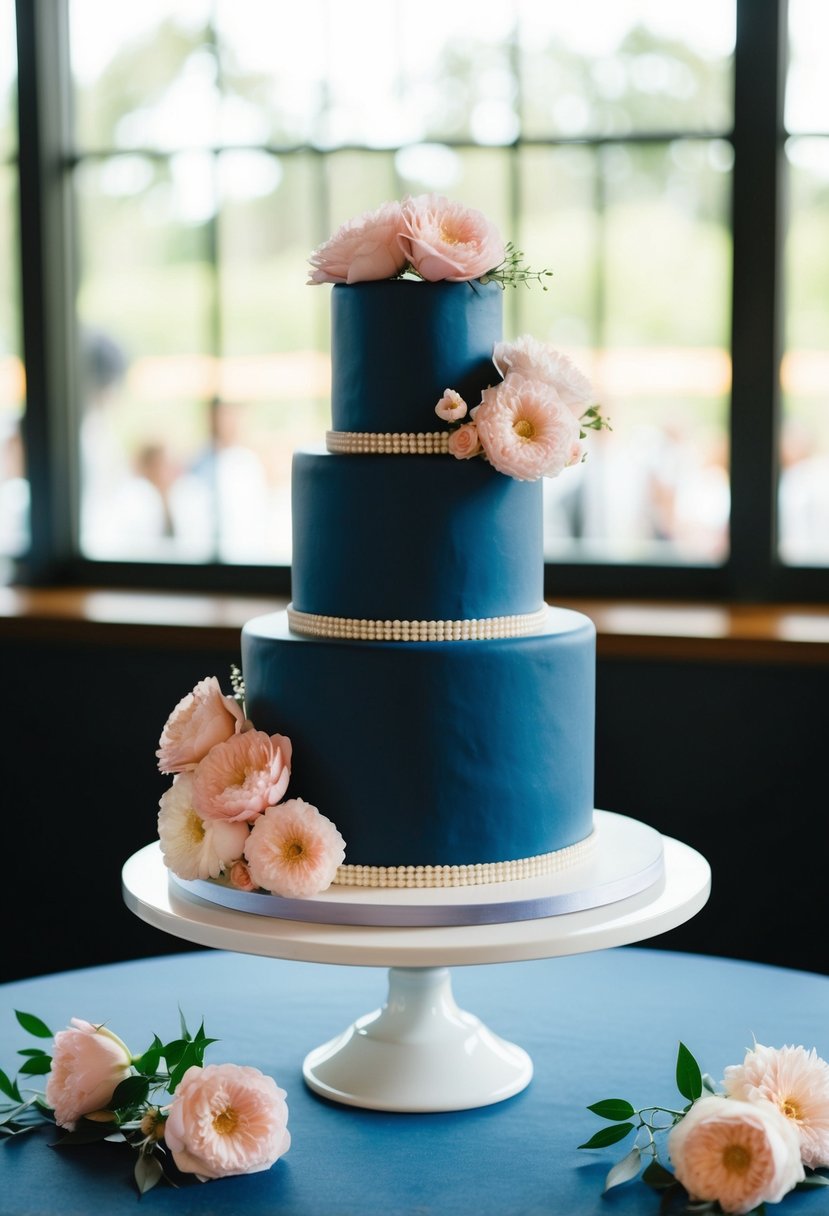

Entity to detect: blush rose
[46,1019,133,1130]
[307,200,407,284]
[164,1063,290,1180]
[399,193,505,282]
[191,730,292,823]
[668,1095,804,1215]
[157,676,244,774]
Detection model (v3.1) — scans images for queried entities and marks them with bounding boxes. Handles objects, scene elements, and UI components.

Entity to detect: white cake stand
[122,812,710,1113]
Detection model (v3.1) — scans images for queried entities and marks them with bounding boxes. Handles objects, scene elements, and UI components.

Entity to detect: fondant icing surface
[331,278,502,433]
[242,608,596,870]
[291,450,544,621]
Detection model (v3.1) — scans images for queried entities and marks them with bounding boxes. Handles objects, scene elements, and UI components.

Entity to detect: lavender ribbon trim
[171,851,664,928]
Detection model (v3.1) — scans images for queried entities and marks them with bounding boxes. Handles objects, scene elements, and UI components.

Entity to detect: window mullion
[728,0,787,598]
[15,0,78,582]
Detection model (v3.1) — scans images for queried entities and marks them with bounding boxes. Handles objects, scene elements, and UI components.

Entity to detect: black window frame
[12,0,828,603]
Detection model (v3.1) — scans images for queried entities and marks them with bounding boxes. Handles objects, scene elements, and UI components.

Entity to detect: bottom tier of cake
[241,606,595,879]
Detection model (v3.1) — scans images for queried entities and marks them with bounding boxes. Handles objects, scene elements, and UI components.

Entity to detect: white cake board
[122,812,710,1112]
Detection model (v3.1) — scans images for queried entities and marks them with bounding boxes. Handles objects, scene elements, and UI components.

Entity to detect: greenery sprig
[1,1009,217,1194]
[481,242,555,290]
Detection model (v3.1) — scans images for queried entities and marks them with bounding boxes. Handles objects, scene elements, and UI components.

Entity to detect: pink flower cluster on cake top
[308,194,609,482]
[156,672,344,898]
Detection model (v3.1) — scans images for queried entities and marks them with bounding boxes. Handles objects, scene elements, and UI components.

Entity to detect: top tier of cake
[330,278,502,433]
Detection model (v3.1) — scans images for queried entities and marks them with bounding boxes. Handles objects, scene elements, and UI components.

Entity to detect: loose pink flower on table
[164,1063,290,1180]
[475,376,581,481]
[723,1042,829,1168]
[46,1019,133,1130]
[399,193,505,282]
[158,773,249,880]
[435,388,468,423]
[493,335,595,415]
[156,676,245,774]
[667,1095,804,1215]
[447,421,482,461]
[307,200,407,284]
[191,730,292,823]
[244,799,345,897]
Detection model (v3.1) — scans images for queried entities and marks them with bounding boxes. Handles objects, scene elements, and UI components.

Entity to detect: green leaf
[167,1041,202,1094]
[18,1055,52,1077]
[17,1048,49,1058]
[676,1042,703,1103]
[701,1072,718,1094]
[134,1035,163,1077]
[161,1038,187,1067]
[14,1011,52,1039]
[178,1009,191,1042]
[135,1152,164,1195]
[0,1069,22,1103]
[577,1122,634,1150]
[587,1098,636,1121]
[604,1145,642,1191]
[642,1159,676,1190]
[109,1075,149,1110]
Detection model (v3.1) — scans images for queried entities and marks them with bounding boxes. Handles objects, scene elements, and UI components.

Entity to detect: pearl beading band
[326,430,450,455]
[287,603,549,642]
[333,829,597,889]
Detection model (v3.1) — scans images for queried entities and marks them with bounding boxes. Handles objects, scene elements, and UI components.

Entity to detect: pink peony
[158,773,249,880]
[668,1096,804,1214]
[164,1063,290,1180]
[399,194,505,282]
[493,335,595,414]
[474,375,581,481]
[723,1043,829,1168]
[307,200,407,284]
[191,730,292,823]
[435,388,468,423]
[229,859,257,892]
[244,799,345,897]
[46,1019,133,1130]
[447,421,482,460]
[157,676,244,774]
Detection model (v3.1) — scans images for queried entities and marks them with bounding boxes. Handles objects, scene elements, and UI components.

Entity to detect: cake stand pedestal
[122,817,710,1113]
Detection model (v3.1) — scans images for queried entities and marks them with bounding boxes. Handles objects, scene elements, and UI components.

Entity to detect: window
[11,0,829,602]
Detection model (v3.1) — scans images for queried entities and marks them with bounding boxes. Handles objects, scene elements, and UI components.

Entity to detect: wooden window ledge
[0,586,828,665]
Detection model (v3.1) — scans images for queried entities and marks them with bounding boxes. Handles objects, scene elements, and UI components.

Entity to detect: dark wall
[3,632,826,981]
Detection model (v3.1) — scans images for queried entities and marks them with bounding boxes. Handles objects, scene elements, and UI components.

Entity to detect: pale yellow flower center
[439,222,462,246]
[186,810,206,845]
[513,418,536,440]
[213,1106,239,1135]
[283,839,305,863]
[722,1143,751,1174]
[780,1097,801,1120]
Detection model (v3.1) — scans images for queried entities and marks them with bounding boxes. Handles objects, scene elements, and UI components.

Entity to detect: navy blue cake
[242,278,596,887]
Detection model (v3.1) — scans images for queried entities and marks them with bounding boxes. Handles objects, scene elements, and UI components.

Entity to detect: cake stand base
[302,965,532,1111]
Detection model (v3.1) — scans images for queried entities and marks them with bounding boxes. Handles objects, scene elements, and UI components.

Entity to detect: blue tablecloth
[1,948,827,1216]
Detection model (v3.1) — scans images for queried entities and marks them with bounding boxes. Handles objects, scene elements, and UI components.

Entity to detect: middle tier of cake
[242,606,596,878]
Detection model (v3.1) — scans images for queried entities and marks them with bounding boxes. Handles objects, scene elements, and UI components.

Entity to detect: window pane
[519,0,735,139]
[217,151,326,563]
[521,141,732,564]
[779,137,829,565]
[0,4,26,573]
[75,155,217,561]
[786,0,829,134]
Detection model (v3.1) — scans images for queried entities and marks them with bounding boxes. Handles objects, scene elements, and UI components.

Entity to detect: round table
[2,948,827,1216]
